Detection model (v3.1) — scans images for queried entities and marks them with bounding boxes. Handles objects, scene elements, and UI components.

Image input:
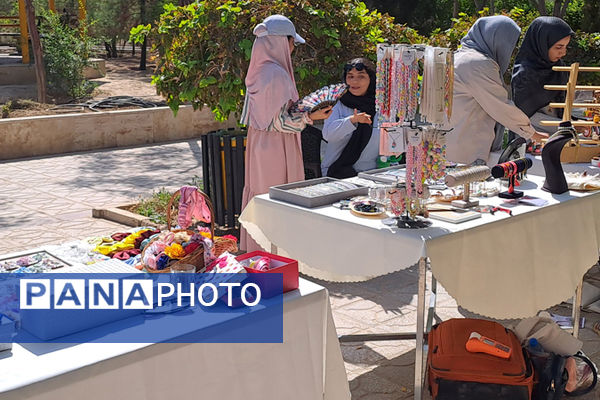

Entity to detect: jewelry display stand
[444,166,490,208]
[541,63,600,163]
[541,121,577,194]
[491,158,533,199]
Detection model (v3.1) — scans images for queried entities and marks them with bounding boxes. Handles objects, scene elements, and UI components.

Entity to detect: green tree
[88,0,136,57]
[39,10,95,99]
[133,0,424,121]
[582,0,600,32]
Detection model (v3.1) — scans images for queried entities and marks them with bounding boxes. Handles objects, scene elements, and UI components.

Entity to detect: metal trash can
[201,129,247,228]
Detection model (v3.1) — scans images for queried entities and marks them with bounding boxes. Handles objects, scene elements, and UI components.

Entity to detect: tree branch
[559,0,572,17]
[530,0,547,15]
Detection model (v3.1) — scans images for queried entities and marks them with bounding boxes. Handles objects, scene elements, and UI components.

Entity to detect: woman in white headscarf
[239,15,331,251]
[445,16,548,165]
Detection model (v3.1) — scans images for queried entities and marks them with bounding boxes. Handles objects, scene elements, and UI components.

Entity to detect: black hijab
[327,61,377,179]
[511,17,574,118]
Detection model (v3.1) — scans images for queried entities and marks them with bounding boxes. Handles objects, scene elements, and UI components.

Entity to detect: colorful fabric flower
[221,234,238,242]
[164,243,186,259]
[184,242,201,255]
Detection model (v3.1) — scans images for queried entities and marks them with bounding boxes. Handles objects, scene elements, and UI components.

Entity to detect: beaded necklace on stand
[404,130,427,218]
[422,127,447,182]
[444,51,454,122]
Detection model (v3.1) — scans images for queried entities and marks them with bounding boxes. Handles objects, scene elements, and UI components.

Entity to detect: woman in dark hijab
[322,58,378,178]
[512,17,574,132]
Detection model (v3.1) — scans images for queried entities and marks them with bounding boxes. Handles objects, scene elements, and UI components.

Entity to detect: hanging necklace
[389,131,403,149]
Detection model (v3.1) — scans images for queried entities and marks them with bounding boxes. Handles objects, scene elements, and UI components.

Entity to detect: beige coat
[446,48,535,164]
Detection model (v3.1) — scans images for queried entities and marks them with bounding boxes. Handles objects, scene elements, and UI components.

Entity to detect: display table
[0,279,350,400]
[488,150,600,176]
[240,174,600,399]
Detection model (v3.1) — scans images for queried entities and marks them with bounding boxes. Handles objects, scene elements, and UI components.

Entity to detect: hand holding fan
[294,83,348,113]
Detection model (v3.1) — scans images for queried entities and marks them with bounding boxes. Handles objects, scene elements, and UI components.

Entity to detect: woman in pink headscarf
[240,15,331,251]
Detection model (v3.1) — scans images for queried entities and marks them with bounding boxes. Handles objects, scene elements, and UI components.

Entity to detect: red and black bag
[427,318,534,400]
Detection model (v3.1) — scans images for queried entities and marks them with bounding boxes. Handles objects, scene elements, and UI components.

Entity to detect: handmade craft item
[421,47,453,125]
[492,158,533,198]
[140,188,237,273]
[565,171,600,191]
[421,126,447,182]
[445,165,491,207]
[294,83,348,113]
[0,251,70,273]
[349,200,386,217]
[379,123,405,156]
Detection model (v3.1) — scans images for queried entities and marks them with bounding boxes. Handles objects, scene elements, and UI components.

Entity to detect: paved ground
[1,139,599,399]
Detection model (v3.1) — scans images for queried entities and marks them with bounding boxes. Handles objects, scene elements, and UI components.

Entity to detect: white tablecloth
[0,279,350,400]
[488,150,600,176]
[240,176,600,318]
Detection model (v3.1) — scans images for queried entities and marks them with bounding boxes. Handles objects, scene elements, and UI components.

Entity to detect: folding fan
[294,83,348,113]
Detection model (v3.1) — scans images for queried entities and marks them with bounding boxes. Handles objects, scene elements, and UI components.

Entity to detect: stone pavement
[1,139,599,399]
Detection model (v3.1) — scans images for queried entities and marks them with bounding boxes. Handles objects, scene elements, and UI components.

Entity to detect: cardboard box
[236,251,299,298]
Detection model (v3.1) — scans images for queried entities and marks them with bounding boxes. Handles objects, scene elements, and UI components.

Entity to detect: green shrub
[132,0,425,121]
[40,11,96,100]
[133,2,600,118]
[563,31,600,85]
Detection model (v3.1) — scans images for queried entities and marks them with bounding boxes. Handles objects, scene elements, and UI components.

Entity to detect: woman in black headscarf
[512,17,575,133]
[322,58,377,178]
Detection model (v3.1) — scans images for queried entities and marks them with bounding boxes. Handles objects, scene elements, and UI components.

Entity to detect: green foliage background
[135,0,423,121]
[130,0,600,121]
[39,11,96,99]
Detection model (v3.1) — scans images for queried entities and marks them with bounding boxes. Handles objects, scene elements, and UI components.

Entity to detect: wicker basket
[142,188,237,273]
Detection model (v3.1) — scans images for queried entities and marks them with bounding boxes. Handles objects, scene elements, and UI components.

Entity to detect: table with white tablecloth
[488,150,600,176]
[239,174,600,399]
[0,279,350,400]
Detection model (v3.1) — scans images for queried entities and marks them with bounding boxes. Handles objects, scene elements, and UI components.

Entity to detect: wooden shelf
[544,85,600,91]
[552,66,600,72]
[539,120,600,127]
[549,102,600,109]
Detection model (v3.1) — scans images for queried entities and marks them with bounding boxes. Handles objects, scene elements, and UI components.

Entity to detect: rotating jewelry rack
[376,44,453,229]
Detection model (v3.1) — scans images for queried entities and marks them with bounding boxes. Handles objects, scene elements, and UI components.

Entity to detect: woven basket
[142,188,236,273]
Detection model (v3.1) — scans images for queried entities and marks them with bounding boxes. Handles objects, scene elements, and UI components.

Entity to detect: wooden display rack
[541,63,600,163]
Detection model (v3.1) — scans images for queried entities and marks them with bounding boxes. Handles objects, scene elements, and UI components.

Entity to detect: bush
[135,2,600,118]
[564,31,600,85]
[40,11,96,100]
[133,0,424,121]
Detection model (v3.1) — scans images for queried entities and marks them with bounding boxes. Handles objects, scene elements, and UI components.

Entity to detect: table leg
[427,274,437,333]
[414,257,427,400]
[571,278,583,338]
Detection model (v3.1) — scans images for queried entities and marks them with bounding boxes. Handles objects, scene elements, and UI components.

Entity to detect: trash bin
[201,129,247,228]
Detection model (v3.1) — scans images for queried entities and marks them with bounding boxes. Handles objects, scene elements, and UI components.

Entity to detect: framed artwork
[0,250,71,272]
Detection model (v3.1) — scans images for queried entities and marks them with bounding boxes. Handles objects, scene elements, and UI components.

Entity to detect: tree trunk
[473,0,482,11]
[24,0,46,103]
[558,0,572,17]
[489,0,495,13]
[582,0,600,32]
[139,0,146,70]
[111,37,117,58]
[530,0,547,15]
[453,0,459,18]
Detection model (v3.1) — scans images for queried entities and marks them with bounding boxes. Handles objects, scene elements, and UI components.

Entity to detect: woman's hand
[350,108,372,125]
[309,106,333,121]
[531,131,549,144]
